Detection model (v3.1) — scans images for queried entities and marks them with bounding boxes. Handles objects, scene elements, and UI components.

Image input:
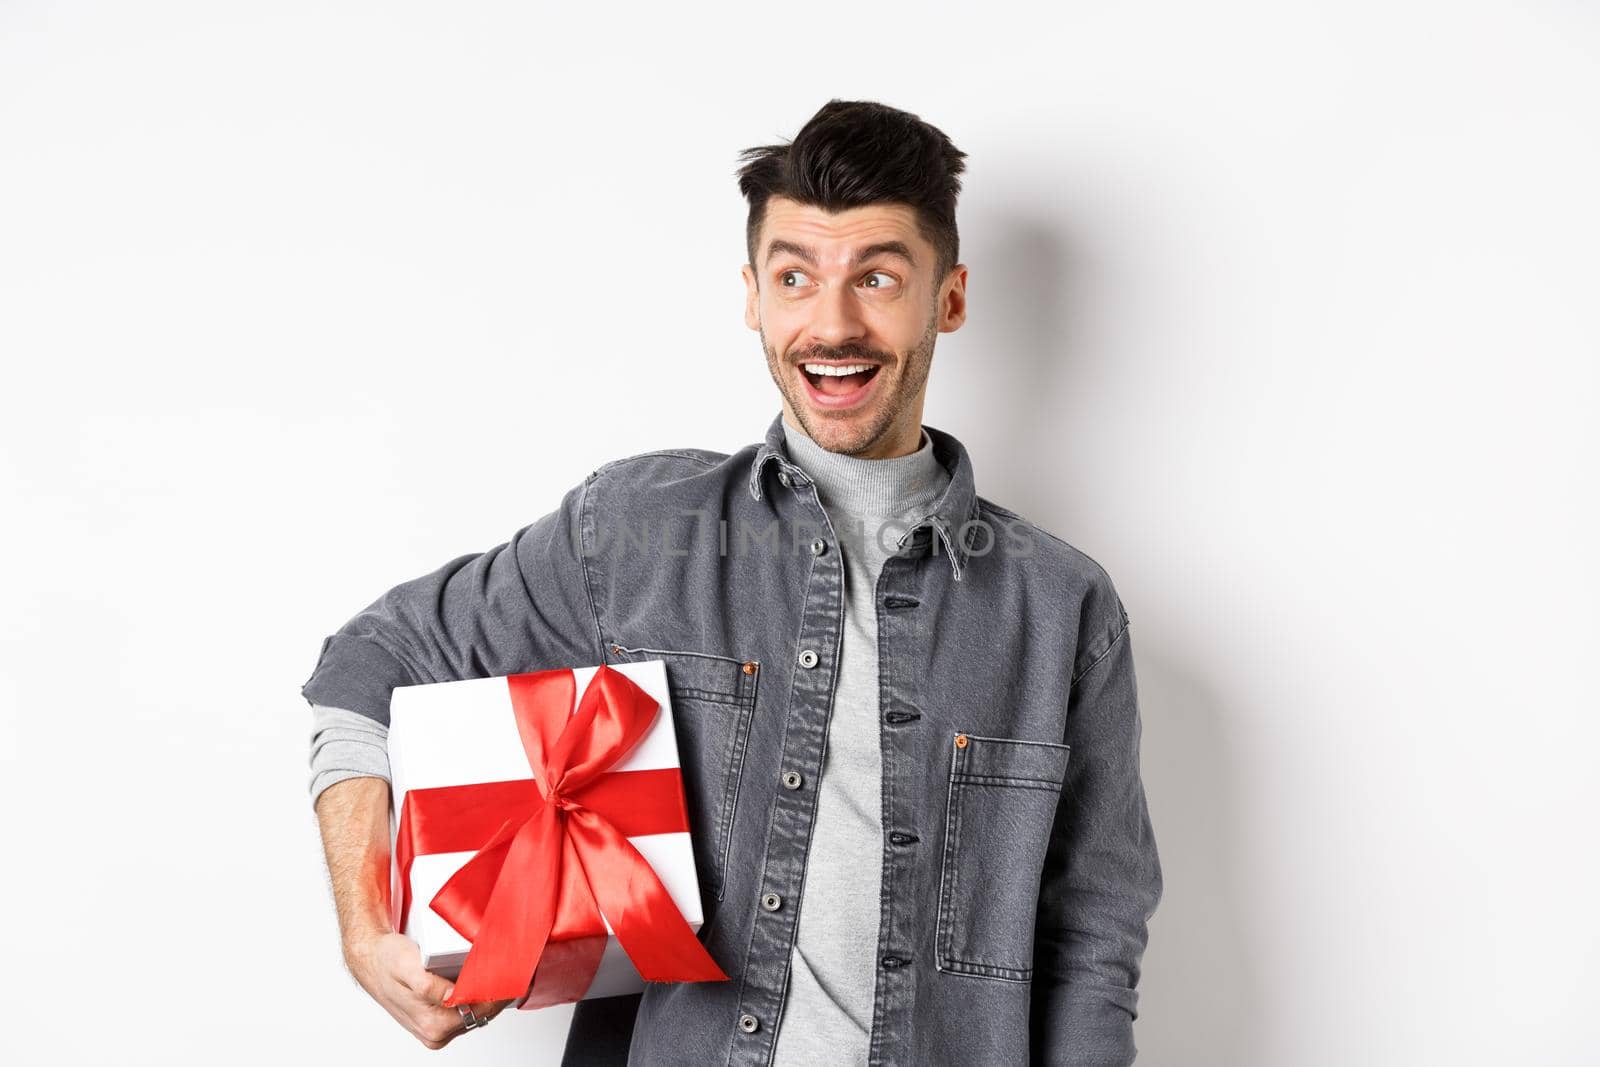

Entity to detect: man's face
[742,196,967,458]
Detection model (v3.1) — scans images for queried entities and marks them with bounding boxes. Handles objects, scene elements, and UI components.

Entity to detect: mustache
[791,343,892,365]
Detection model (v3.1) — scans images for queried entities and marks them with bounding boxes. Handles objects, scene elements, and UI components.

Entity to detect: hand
[344,929,516,1049]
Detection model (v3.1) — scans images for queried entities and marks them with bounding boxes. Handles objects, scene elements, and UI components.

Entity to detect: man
[306,98,1162,1065]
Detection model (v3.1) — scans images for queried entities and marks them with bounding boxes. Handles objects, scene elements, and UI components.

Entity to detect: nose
[805,279,867,350]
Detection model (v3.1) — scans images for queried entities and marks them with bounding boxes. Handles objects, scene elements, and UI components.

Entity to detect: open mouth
[799,362,883,409]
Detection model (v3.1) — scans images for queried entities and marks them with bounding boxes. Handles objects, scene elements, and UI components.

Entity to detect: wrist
[341,920,393,963]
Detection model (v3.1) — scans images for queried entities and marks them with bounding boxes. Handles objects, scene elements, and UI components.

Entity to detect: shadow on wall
[971,210,1265,1066]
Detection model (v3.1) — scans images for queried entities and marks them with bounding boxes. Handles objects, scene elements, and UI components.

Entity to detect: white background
[2,2,1595,1064]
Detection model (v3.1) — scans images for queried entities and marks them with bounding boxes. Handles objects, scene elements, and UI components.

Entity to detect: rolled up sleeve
[308,703,392,809]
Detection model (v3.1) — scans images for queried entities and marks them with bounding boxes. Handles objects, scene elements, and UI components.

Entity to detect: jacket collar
[747,411,983,582]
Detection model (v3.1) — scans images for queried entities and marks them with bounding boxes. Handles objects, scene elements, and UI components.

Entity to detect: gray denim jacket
[300,411,1162,1066]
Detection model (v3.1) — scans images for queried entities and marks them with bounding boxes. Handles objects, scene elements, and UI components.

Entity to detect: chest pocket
[607,642,760,902]
[936,732,1071,982]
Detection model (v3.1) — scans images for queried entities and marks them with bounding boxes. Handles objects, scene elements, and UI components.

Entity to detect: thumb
[397,957,456,1006]
[428,975,458,1007]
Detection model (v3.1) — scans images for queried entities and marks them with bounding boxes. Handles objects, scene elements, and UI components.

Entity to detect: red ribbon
[392,664,729,1007]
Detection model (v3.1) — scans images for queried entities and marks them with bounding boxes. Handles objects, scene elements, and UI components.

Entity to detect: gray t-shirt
[769,418,949,1066]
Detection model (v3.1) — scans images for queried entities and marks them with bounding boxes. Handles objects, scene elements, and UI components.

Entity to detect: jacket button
[798,648,819,669]
[954,733,968,749]
[810,538,828,556]
[777,470,791,487]
[782,770,803,790]
[761,892,783,912]
[738,1013,760,1034]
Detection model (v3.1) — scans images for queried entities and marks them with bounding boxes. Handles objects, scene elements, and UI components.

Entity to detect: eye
[861,271,897,290]
[778,269,810,287]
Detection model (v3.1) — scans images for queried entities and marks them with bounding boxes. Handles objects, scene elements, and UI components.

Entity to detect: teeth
[803,363,875,376]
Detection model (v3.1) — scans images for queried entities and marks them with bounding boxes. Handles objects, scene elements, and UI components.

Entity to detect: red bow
[393,664,729,1007]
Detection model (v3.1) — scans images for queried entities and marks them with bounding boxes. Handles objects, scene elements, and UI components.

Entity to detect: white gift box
[387,659,706,1003]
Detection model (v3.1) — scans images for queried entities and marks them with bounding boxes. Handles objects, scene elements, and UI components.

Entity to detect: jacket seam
[576,473,607,664]
[592,448,722,479]
[1070,620,1130,687]
[976,498,1120,589]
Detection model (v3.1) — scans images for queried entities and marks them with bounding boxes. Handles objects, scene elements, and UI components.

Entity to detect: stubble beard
[761,313,938,457]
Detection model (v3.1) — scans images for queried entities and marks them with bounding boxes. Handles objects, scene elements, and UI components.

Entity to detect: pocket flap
[609,643,756,706]
[954,734,1070,787]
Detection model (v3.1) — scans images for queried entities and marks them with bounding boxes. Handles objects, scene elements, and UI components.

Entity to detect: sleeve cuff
[308,703,391,810]
[300,634,417,726]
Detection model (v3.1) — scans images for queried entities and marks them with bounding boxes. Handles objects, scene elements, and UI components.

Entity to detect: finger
[419,971,457,1006]
[386,941,447,999]
[393,968,463,1039]
[394,958,455,1006]
[413,998,473,1047]
[470,998,512,1024]
[411,984,464,1039]
[382,985,468,1050]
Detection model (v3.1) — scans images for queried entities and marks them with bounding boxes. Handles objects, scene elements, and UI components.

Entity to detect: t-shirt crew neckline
[779,416,948,523]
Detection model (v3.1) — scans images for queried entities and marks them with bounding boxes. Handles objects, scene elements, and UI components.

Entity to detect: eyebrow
[763,239,918,270]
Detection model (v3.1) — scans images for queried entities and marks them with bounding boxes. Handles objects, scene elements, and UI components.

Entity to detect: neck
[780,407,925,460]
[780,415,947,519]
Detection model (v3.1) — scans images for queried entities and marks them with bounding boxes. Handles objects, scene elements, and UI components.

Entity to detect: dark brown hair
[736,100,968,283]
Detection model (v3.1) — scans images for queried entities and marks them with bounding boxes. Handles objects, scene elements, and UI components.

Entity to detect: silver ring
[457,1004,485,1030]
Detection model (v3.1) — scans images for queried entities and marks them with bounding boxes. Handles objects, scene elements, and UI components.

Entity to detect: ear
[937,264,968,332]
[741,263,761,331]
